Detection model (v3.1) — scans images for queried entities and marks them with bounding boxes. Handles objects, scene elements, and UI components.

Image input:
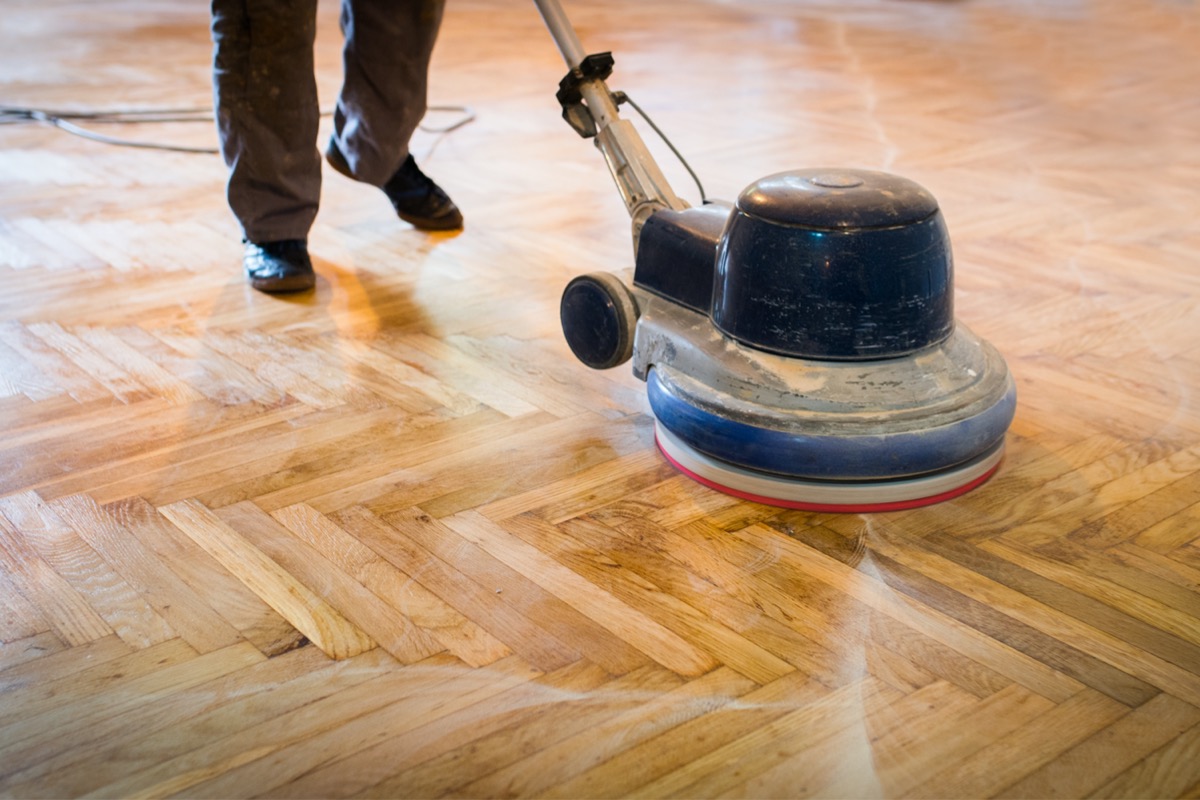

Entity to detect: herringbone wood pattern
[2,0,1199,796]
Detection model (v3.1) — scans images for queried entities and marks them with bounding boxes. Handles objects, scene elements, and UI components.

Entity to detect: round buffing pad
[654,421,1003,513]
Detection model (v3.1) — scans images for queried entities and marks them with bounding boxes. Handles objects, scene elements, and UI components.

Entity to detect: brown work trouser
[211,0,445,242]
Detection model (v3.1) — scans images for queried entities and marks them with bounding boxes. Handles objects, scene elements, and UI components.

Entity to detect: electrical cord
[3,95,701,203]
[612,91,708,205]
[0,104,476,154]
[0,106,220,153]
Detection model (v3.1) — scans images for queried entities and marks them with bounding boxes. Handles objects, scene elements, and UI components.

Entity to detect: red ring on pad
[655,429,1002,513]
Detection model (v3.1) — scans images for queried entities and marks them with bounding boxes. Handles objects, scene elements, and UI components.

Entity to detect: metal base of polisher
[655,422,1004,512]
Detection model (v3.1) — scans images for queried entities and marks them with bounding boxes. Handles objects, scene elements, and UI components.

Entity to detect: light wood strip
[270,502,512,668]
[273,659,618,799]
[595,514,868,675]
[200,328,345,410]
[27,398,310,502]
[127,654,540,800]
[250,407,551,513]
[861,548,1159,706]
[365,411,654,519]
[197,411,458,510]
[381,332,573,418]
[729,523,1088,703]
[0,565,50,644]
[0,336,61,401]
[25,321,150,404]
[444,510,720,678]
[506,511,806,683]
[0,511,113,647]
[0,631,67,676]
[159,499,376,660]
[320,334,484,416]
[867,530,1200,706]
[983,536,1200,654]
[0,637,199,732]
[361,664,687,800]
[82,651,462,799]
[108,496,306,658]
[860,683,1053,797]
[462,667,758,798]
[216,501,444,664]
[539,668,831,799]
[1091,722,1200,800]
[7,647,393,799]
[628,677,898,799]
[69,400,379,506]
[1135,500,1200,554]
[904,688,1127,798]
[330,504,582,672]
[0,634,129,698]
[476,446,675,523]
[0,641,265,790]
[996,692,1200,798]
[73,325,206,405]
[388,507,650,675]
[1,0,1199,794]
[48,492,246,653]
[0,396,180,493]
[0,320,108,402]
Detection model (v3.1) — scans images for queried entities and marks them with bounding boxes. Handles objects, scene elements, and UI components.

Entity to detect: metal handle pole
[532,0,587,69]
[532,0,689,235]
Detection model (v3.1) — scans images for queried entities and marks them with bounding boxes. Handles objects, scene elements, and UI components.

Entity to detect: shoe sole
[397,209,464,231]
[249,273,316,294]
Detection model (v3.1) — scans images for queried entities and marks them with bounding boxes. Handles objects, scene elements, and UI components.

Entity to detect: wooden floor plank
[449,510,721,678]
[108,495,307,658]
[0,641,265,792]
[159,499,376,660]
[215,501,445,664]
[163,654,541,800]
[2,0,1199,795]
[996,693,1200,799]
[18,647,395,799]
[361,664,686,800]
[459,666,757,798]
[0,637,200,736]
[330,504,583,672]
[400,508,653,676]
[0,511,114,647]
[47,492,246,653]
[628,677,900,799]
[270,659,617,799]
[1091,722,1200,800]
[730,523,1090,704]
[269,502,512,668]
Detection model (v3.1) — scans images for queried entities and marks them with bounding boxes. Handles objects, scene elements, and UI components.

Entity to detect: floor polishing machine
[534,0,1016,512]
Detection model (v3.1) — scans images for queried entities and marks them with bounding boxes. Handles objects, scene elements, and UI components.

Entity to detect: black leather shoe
[326,141,463,231]
[243,239,315,293]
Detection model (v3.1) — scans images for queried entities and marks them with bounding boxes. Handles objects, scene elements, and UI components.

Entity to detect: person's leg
[211,0,321,291]
[330,0,442,183]
[211,0,322,245]
[326,0,462,229]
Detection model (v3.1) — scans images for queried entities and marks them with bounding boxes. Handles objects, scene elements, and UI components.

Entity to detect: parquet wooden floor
[2,0,1199,796]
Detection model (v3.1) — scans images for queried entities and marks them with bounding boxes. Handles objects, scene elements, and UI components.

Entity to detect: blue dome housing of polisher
[623,169,1015,508]
[713,170,955,360]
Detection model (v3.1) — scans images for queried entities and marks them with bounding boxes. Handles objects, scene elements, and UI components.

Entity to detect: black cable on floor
[0,104,476,155]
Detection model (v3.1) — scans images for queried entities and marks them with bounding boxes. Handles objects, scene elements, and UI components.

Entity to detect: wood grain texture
[1,0,1199,795]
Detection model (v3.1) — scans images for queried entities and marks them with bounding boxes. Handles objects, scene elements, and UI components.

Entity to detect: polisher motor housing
[561,168,1016,511]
